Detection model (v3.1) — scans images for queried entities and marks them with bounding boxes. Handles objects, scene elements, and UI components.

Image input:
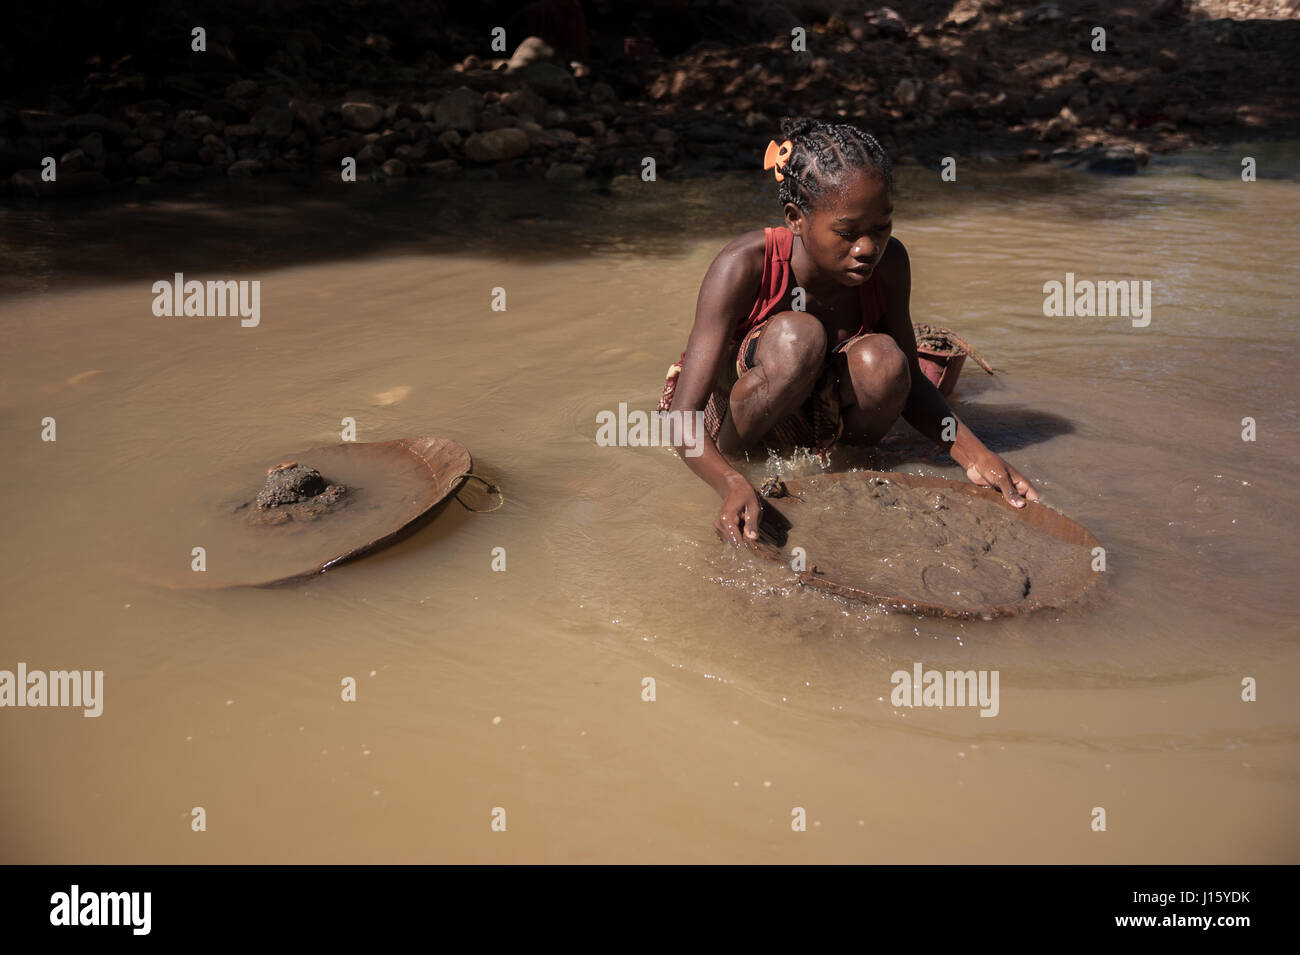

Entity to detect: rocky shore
[4,0,1298,199]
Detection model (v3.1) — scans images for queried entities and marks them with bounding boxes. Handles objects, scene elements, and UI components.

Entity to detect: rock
[1236,105,1268,128]
[77,132,105,161]
[226,159,263,178]
[945,90,974,111]
[589,82,618,105]
[893,78,920,108]
[433,87,482,132]
[865,7,909,38]
[422,159,463,178]
[10,169,44,197]
[946,53,979,87]
[561,115,604,137]
[252,106,294,138]
[164,136,200,162]
[545,161,586,181]
[1021,2,1062,23]
[1039,117,1069,142]
[205,99,249,124]
[290,100,324,139]
[380,158,406,177]
[1204,105,1235,126]
[463,127,531,162]
[518,62,578,103]
[67,114,130,138]
[19,110,61,134]
[507,36,554,72]
[376,130,409,151]
[1025,93,1061,118]
[624,37,657,58]
[947,0,982,27]
[1019,148,1043,162]
[1084,146,1138,174]
[1057,106,1080,130]
[225,80,260,99]
[500,88,547,121]
[0,141,41,173]
[683,122,732,144]
[998,90,1026,117]
[396,141,429,163]
[356,142,386,166]
[1156,49,1178,73]
[131,145,162,168]
[224,123,259,139]
[315,138,355,163]
[340,102,384,132]
[54,148,85,175]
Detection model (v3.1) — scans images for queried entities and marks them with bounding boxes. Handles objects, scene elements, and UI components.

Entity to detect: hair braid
[775,117,893,215]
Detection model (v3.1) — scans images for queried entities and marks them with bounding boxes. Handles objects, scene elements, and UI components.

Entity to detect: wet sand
[1,151,1298,862]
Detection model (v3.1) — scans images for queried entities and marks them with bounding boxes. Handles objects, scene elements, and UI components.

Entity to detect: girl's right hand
[715,477,762,546]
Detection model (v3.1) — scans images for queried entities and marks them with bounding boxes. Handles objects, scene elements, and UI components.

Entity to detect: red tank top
[736,225,887,348]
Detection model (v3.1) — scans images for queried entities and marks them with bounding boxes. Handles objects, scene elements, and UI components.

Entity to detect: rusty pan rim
[142,435,473,590]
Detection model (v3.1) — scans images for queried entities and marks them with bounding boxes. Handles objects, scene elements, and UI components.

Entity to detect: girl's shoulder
[718,227,771,260]
[709,228,772,286]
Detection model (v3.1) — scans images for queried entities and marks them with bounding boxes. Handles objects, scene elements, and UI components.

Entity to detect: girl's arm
[667,232,767,544]
[876,237,1040,508]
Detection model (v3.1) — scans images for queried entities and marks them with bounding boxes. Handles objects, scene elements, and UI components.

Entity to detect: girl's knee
[761,311,827,378]
[845,334,910,394]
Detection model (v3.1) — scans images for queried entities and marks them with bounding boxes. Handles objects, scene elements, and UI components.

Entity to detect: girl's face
[786,169,894,287]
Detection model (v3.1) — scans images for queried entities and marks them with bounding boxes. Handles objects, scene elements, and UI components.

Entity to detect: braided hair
[774,117,893,216]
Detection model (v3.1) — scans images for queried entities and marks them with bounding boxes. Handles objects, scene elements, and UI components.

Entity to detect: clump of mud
[243,462,349,526]
[778,476,1092,613]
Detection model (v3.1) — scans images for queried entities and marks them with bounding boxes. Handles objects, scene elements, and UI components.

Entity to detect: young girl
[659,117,1039,546]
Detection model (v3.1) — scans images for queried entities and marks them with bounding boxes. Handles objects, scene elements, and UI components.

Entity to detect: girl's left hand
[963,448,1039,508]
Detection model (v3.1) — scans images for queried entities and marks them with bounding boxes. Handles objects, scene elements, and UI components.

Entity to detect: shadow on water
[736,404,1076,483]
[857,405,1075,464]
[2,159,1271,302]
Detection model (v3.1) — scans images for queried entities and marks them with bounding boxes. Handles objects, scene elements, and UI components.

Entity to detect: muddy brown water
[2,146,1299,862]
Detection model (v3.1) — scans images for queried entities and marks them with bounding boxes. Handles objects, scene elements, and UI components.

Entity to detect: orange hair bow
[764,139,793,181]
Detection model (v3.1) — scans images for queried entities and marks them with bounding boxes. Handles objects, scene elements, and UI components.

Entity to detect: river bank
[4,1,1298,198]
